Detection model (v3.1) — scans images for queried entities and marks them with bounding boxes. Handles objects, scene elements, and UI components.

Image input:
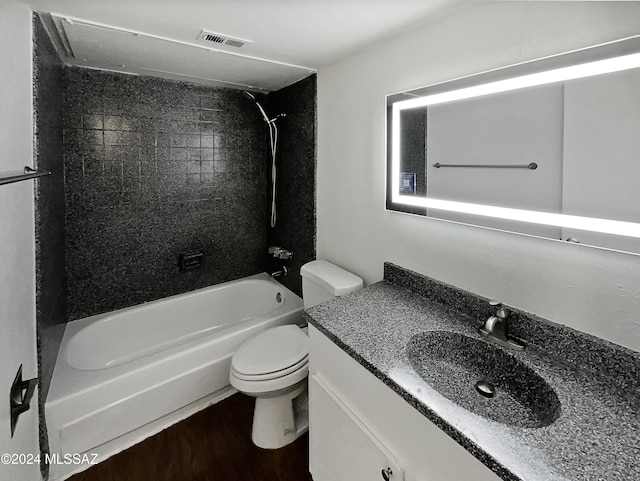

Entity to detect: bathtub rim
[64,273,297,371]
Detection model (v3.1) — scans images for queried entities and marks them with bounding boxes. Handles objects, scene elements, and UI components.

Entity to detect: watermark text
[1,452,99,465]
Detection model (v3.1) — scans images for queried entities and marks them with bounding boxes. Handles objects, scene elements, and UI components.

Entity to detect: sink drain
[475,380,496,398]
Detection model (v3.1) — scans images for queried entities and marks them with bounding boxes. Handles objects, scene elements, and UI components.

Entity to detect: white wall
[317,1,640,352]
[0,3,41,479]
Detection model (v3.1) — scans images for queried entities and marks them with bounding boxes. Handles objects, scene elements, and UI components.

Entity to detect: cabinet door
[310,374,404,481]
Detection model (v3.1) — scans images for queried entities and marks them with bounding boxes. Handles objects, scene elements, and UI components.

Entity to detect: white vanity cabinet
[309,325,503,481]
[310,374,405,481]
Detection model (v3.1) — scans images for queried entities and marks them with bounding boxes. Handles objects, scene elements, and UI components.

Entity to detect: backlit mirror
[386,35,640,254]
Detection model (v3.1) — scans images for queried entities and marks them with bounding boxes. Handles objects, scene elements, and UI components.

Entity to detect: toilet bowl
[229,260,363,449]
[230,324,309,449]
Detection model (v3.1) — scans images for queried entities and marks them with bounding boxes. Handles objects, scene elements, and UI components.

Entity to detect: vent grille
[197,30,251,48]
[225,39,246,48]
[204,34,226,44]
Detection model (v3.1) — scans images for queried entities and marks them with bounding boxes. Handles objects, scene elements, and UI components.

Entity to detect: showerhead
[241,91,285,229]
[243,91,287,125]
[243,91,257,102]
[243,90,270,124]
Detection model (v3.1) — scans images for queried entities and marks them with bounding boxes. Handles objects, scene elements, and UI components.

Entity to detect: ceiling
[23,0,460,92]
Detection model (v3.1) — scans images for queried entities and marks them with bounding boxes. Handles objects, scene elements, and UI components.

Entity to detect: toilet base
[251,382,308,449]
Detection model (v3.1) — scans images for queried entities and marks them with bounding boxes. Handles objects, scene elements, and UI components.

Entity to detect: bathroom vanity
[305,263,640,481]
[308,325,501,480]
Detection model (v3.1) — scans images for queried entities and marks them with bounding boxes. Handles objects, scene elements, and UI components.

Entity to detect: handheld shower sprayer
[243,91,286,124]
[243,91,286,228]
[243,91,270,124]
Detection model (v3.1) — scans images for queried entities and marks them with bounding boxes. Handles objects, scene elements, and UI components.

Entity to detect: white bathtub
[46,273,303,480]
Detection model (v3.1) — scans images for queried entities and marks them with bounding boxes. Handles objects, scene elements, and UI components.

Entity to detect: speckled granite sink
[304,262,640,481]
[407,331,561,428]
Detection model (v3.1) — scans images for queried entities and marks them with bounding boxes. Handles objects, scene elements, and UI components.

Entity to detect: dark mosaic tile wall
[33,14,66,479]
[266,75,317,296]
[63,68,268,320]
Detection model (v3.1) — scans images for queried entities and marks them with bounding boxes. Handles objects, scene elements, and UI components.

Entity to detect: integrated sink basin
[407,331,561,428]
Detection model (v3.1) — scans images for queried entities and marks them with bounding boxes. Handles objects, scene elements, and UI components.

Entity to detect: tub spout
[270,266,288,277]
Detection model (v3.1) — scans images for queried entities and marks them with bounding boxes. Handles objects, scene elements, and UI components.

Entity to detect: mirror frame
[386,35,640,241]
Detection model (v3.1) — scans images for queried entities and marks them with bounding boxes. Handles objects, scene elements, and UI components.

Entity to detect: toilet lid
[231,355,308,381]
[232,325,308,376]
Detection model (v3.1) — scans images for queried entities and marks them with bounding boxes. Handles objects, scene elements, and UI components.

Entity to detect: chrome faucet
[268,246,293,260]
[479,300,525,351]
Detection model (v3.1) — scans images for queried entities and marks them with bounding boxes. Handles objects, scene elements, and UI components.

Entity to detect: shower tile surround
[63,68,271,319]
[33,14,66,480]
[305,262,640,481]
[266,75,317,296]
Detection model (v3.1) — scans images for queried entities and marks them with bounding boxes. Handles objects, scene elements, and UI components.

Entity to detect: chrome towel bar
[0,166,52,186]
[433,162,538,170]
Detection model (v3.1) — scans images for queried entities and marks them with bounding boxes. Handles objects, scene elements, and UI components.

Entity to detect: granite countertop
[304,263,640,481]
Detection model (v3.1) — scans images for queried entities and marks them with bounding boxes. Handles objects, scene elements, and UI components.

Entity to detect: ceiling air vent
[197,29,252,48]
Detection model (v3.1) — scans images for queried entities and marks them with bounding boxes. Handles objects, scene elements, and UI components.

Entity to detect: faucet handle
[489,300,508,319]
[268,246,293,260]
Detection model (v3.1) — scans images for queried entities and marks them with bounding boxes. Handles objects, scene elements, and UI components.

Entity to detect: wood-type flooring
[68,393,310,481]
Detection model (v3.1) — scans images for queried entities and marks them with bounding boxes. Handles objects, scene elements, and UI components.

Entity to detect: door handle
[10,364,37,437]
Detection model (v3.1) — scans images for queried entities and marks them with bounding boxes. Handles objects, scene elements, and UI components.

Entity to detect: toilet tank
[300,260,364,309]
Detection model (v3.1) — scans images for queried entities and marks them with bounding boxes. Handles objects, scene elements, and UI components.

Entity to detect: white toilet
[229,260,363,449]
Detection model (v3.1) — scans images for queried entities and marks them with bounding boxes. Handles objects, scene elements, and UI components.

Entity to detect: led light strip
[394,53,640,111]
[395,195,640,238]
[391,50,640,238]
